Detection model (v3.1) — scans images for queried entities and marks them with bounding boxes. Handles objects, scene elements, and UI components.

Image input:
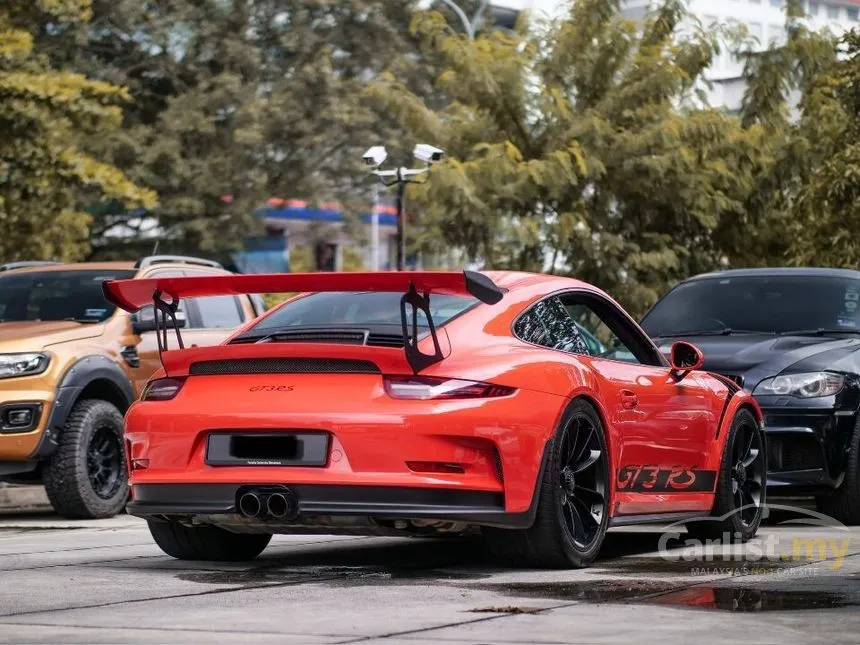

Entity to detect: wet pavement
[2,510,860,643]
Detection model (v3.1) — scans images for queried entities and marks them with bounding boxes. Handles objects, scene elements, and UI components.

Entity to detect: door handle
[620,390,638,409]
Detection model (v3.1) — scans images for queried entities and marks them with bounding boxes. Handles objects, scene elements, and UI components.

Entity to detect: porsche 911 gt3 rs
[102,270,766,568]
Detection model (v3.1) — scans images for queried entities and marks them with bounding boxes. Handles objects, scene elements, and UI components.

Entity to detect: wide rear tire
[148,520,272,561]
[483,398,610,568]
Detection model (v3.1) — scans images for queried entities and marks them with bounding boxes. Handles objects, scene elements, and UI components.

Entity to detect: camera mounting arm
[371,166,429,188]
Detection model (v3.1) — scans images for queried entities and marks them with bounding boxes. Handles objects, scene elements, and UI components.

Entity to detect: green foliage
[0,0,156,262]
[45,0,428,260]
[788,29,860,265]
[371,0,780,314]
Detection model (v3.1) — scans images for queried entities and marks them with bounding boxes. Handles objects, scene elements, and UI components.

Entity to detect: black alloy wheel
[87,425,123,500]
[482,398,611,568]
[43,399,129,519]
[557,413,607,549]
[731,416,765,527]
[687,408,766,543]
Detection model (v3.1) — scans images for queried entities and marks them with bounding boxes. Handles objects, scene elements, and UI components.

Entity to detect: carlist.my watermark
[656,504,852,573]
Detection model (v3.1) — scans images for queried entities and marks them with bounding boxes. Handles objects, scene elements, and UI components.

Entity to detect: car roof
[0,262,137,274]
[482,270,592,291]
[682,267,860,282]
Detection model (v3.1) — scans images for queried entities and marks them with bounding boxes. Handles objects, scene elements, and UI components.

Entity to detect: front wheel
[148,520,272,561]
[42,399,128,519]
[483,398,610,568]
[816,415,860,525]
[687,408,766,543]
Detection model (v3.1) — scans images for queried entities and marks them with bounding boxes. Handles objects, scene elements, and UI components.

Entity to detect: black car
[640,267,860,524]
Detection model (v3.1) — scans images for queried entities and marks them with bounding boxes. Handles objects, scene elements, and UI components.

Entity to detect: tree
[729,0,840,267]
[42,1,430,261]
[371,0,776,315]
[785,28,860,265]
[0,0,155,262]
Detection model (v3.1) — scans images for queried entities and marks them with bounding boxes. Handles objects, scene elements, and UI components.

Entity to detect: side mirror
[132,305,187,334]
[669,341,704,380]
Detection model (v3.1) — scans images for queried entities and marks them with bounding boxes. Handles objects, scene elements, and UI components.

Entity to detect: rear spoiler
[102,270,504,374]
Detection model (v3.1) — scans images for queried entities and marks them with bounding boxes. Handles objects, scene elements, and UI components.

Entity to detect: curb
[0,484,52,512]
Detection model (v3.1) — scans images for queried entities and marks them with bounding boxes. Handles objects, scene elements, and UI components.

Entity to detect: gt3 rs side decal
[616,465,717,493]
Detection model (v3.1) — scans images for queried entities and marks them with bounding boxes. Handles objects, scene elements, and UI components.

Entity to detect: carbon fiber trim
[189,358,381,375]
[269,331,366,344]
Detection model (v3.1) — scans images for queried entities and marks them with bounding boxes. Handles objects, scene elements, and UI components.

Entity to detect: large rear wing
[102,270,505,373]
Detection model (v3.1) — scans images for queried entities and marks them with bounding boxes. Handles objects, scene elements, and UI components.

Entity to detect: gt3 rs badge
[249,385,295,392]
[616,465,717,493]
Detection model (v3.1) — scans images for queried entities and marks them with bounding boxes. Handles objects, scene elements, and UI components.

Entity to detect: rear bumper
[127,482,534,529]
[124,376,566,515]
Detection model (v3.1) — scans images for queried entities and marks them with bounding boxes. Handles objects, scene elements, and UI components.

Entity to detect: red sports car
[103,270,766,568]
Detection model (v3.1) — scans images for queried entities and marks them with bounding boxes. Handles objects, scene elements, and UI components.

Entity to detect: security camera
[413,143,444,164]
[362,146,388,169]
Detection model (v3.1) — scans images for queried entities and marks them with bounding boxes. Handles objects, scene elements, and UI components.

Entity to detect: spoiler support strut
[153,290,184,375]
[400,283,444,374]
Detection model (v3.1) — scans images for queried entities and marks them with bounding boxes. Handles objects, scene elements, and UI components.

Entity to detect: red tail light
[141,377,186,401]
[383,376,516,400]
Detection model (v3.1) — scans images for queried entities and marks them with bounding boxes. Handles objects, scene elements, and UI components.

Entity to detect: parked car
[0,255,265,519]
[639,267,860,524]
[103,270,765,568]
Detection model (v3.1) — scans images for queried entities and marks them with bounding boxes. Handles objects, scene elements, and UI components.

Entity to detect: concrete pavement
[2,511,860,644]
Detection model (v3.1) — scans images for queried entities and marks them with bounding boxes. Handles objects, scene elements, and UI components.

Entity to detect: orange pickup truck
[0,255,264,518]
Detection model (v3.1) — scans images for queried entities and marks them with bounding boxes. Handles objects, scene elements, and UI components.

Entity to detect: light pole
[362,144,445,271]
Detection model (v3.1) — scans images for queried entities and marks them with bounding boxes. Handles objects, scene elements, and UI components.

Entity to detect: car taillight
[141,377,186,401]
[383,375,516,400]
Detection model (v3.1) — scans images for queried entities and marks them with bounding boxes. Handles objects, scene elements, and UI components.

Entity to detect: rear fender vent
[189,358,381,375]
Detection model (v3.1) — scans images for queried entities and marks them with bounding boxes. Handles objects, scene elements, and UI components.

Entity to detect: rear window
[0,270,136,323]
[250,291,478,331]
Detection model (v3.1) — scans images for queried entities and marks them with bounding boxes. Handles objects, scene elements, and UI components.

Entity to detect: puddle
[645,587,858,612]
[474,580,680,603]
[593,556,787,576]
[176,565,485,587]
[475,580,860,612]
[0,526,89,532]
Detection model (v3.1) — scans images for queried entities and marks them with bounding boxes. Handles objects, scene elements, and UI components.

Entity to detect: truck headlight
[753,371,845,398]
[0,353,50,380]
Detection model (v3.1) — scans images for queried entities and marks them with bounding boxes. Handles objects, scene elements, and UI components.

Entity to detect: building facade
[491,0,860,111]
[622,0,860,111]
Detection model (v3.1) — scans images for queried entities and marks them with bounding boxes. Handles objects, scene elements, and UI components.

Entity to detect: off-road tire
[148,520,272,561]
[687,408,766,543]
[816,415,860,525]
[482,398,610,569]
[42,399,128,519]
